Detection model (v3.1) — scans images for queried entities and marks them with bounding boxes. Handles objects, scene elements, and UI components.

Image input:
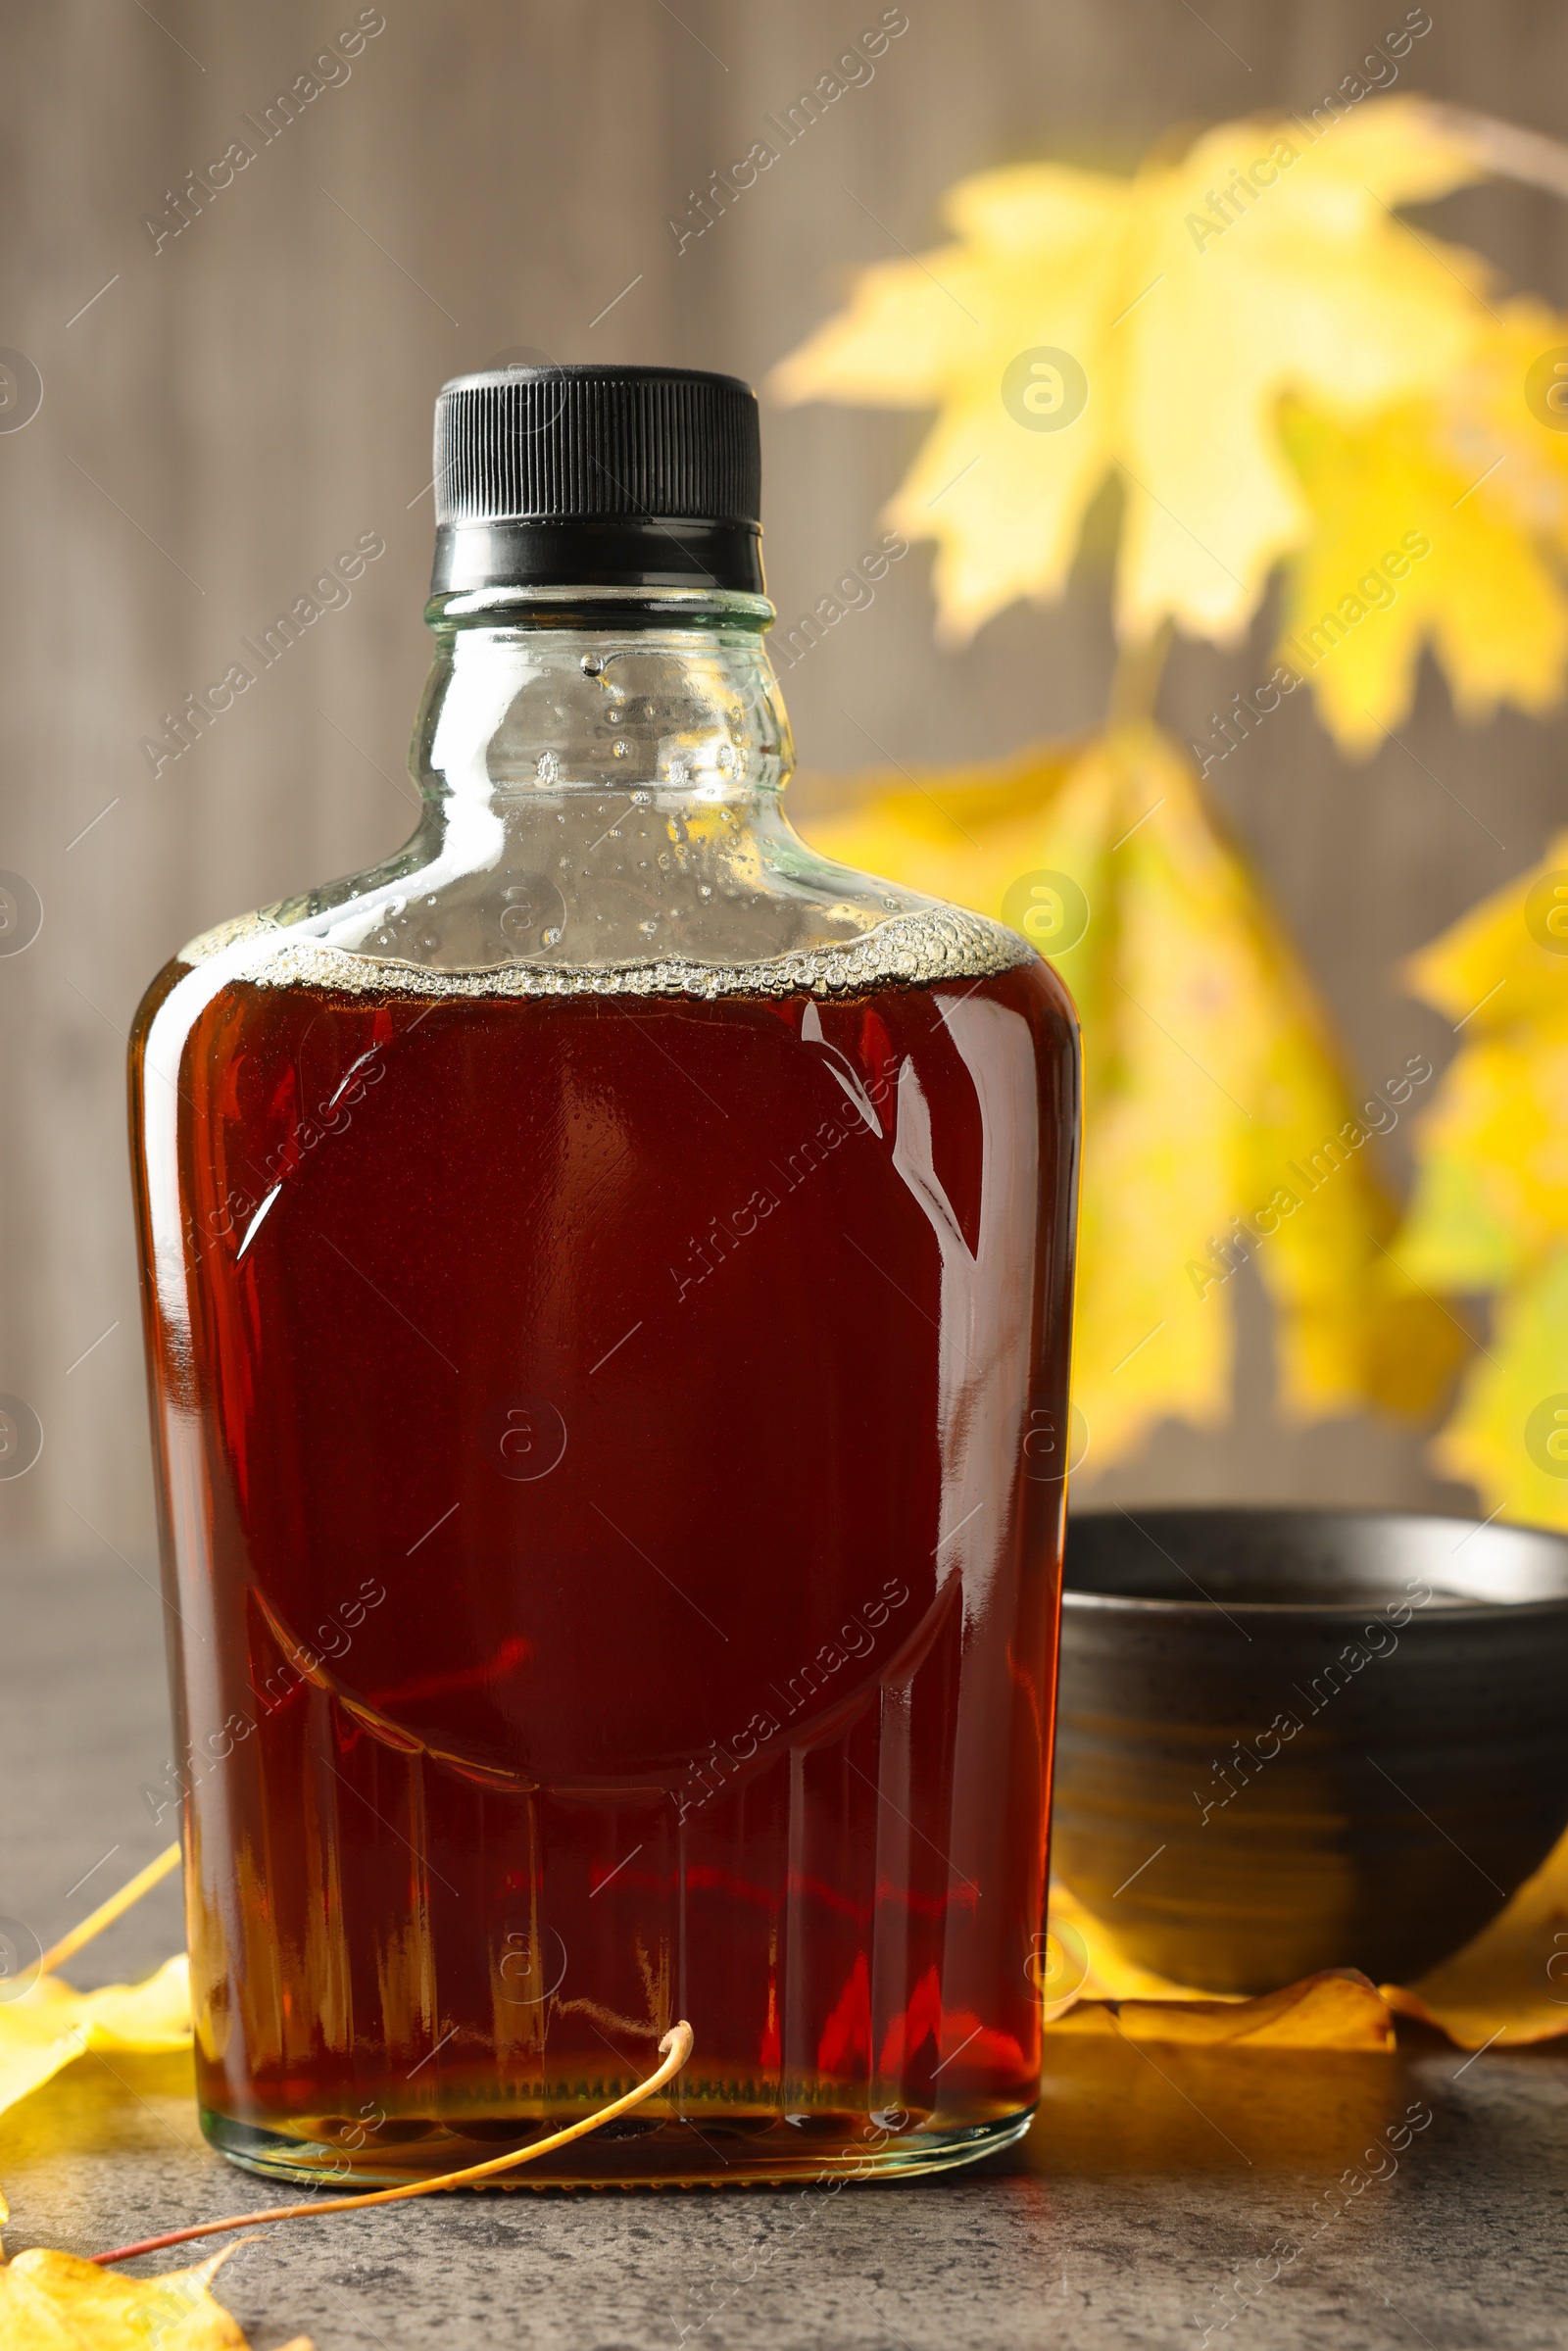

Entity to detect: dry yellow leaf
[1048,1822,1568,2050]
[1385,1821,1568,2046]
[1422,1247,1568,1524]
[1397,835,1568,1520]
[0,1957,192,2123]
[1400,1027,1568,1287]
[805,722,1464,1467]
[1060,1981,1394,2051]
[0,2193,307,2351]
[1277,298,1568,756]
[1045,1880,1393,2046]
[1402,823,1568,1037]
[772,98,1485,645]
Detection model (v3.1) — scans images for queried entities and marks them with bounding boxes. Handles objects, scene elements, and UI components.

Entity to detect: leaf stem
[91,2021,696,2266]
[1422,104,1568,203]
[38,1843,182,1978]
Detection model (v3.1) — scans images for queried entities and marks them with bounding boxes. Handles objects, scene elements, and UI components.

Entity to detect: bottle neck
[414,585,790,815]
[184,586,997,989]
[297,583,833,975]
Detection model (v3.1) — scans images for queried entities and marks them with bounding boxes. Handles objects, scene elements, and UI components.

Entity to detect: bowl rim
[1061,1502,1568,1622]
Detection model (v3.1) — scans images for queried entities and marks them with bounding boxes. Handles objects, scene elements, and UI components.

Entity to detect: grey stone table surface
[3,1551,1564,2351]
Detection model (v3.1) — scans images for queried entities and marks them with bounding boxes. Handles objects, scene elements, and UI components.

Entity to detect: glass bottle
[128,366,1080,2186]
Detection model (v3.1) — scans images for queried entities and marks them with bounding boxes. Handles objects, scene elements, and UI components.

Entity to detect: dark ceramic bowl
[1053,1507,1568,1994]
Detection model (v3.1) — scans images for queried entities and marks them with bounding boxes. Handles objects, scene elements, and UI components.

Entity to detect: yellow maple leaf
[1050,1818,1568,2049]
[0,1959,192,2122]
[804,722,1464,1467]
[1398,1024,1568,1288]
[772,98,1486,645]
[1276,298,1568,755]
[1387,1816,1568,2047]
[1428,1248,1568,1536]
[1046,1882,1396,2050]
[0,2192,311,2351]
[1398,832,1568,1520]
[1402,822,1568,1041]
[0,1845,190,2121]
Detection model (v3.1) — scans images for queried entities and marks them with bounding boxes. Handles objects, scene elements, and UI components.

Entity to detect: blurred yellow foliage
[1279,298,1568,755]
[774,100,1485,645]
[781,92,1568,1483]
[808,724,1465,1462]
[1399,837,1568,1521]
[0,1956,190,2122]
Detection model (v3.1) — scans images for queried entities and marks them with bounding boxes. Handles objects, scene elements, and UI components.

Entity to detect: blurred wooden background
[2,0,1565,1555]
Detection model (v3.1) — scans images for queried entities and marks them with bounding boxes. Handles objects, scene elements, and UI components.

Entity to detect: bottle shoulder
[162,801,1040,1007]
[169,894,1036,1006]
[144,618,1062,1015]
